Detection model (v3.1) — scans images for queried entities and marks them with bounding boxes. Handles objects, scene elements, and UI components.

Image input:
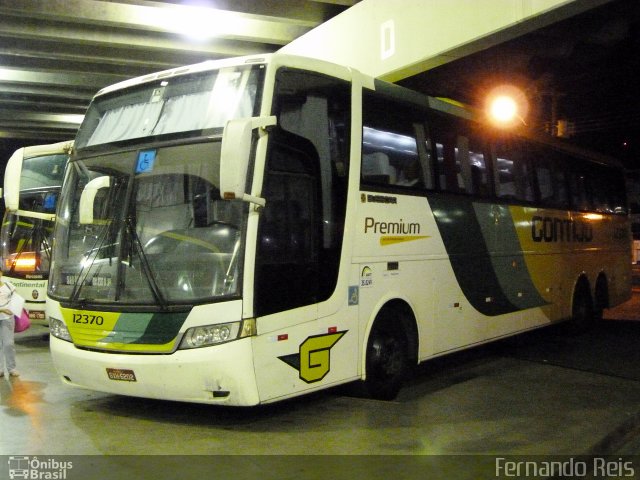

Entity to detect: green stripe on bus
[473,203,548,310]
[430,195,546,316]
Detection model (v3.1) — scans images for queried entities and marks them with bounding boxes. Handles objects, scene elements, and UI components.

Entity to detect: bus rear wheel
[570,279,594,333]
[593,275,609,322]
[363,315,409,401]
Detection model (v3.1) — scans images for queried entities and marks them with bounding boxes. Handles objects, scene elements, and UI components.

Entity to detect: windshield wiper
[70,218,115,303]
[124,216,168,310]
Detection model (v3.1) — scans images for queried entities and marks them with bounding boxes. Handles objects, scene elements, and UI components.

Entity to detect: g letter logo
[279,331,346,383]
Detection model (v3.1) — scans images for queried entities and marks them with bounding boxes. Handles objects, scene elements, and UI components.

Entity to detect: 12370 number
[72,313,104,325]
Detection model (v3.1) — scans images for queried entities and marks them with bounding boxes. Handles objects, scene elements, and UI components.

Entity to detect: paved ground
[604,264,640,321]
[3,318,640,479]
[3,271,640,479]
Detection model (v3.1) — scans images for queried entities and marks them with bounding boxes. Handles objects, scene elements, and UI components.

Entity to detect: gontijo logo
[279,331,347,383]
[364,216,430,246]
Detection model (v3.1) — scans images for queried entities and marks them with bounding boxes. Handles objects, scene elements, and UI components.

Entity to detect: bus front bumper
[50,335,261,406]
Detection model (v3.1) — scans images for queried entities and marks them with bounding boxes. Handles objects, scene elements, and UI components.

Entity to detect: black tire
[593,275,608,323]
[363,314,409,401]
[570,279,594,333]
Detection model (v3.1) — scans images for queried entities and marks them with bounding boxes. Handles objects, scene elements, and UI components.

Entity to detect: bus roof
[92,53,623,171]
[94,54,274,98]
[20,140,74,159]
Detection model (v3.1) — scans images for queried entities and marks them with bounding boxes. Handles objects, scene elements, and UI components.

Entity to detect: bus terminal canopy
[280,0,616,83]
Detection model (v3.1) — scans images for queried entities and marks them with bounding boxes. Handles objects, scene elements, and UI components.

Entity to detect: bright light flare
[490,96,518,123]
[486,85,529,128]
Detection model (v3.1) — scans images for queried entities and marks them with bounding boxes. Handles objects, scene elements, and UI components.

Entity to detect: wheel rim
[369,333,405,380]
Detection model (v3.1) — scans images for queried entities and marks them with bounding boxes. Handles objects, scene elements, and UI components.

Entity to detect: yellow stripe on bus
[380,235,430,246]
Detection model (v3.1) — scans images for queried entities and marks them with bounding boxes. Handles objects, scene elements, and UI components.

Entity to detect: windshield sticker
[136,150,156,174]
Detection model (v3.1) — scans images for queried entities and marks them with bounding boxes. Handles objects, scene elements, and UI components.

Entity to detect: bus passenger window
[496,156,516,199]
[535,164,554,205]
[495,140,534,202]
[361,92,429,192]
[455,136,470,192]
[361,126,423,189]
[569,171,591,211]
[441,133,490,196]
[467,145,490,196]
[396,158,422,187]
[362,150,396,185]
[553,168,570,208]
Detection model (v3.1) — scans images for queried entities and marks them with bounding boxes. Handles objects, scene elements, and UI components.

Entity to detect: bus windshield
[49,142,246,307]
[21,152,67,191]
[1,152,67,277]
[75,64,263,150]
[1,213,54,276]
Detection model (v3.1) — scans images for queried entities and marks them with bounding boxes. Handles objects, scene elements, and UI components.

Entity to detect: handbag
[14,308,31,333]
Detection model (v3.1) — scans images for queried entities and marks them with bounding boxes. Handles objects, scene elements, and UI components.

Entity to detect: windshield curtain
[75,65,263,149]
[49,142,246,307]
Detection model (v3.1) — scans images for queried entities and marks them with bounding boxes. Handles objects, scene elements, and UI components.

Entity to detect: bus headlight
[49,317,72,342]
[179,319,256,349]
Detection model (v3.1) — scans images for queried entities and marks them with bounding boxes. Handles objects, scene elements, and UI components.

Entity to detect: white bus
[1,141,72,321]
[47,54,631,405]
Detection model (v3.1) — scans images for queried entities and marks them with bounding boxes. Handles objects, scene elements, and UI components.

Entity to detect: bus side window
[362,151,396,185]
[361,92,428,192]
[455,134,491,197]
[568,169,591,211]
[534,152,568,208]
[552,161,570,209]
[455,135,471,192]
[535,162,554,205]
[609,171,628,214]
[495,139,534,202]
[434,134,459,193]
[589,167,610,213]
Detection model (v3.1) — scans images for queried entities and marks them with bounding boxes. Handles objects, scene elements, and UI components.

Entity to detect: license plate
[106,368,137,382]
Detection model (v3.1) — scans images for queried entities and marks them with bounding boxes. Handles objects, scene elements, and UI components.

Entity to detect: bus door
[251,69,354,401]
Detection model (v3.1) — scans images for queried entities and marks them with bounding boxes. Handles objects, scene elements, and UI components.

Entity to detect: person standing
[0,271,19,378]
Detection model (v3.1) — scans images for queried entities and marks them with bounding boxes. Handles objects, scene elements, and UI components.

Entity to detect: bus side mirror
[3,148,25,211]
[79,176,110,224]
[220,116,276,207]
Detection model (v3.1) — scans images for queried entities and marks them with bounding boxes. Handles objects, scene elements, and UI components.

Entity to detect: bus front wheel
[363,313,409,401]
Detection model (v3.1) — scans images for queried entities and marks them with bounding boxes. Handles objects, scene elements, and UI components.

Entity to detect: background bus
[2,141,72,321]
[47,54,630,405]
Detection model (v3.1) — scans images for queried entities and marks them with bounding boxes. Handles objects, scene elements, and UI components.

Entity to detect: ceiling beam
[0,0,312,45]
[0,15,269,59]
